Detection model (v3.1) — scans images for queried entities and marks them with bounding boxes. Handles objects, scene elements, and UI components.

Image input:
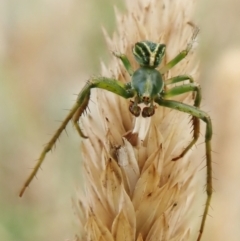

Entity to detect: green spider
[20,27,212,241]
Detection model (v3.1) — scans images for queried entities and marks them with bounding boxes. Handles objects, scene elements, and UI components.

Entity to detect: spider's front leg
[155,97,212,241]
[19,77,134,197]
[73,77,134,137]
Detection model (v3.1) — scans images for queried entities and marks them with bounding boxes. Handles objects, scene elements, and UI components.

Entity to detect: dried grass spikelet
[75,0,200,240]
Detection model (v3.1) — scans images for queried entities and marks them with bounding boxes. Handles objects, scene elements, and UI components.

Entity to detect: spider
[19,26,212,241]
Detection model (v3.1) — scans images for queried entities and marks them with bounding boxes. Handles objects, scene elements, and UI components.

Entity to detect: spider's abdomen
[132,67,164,100]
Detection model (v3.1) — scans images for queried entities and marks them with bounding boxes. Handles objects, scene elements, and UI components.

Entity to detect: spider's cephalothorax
[130,41,166,117]
[20,25,213,241]
[132,41,166,68]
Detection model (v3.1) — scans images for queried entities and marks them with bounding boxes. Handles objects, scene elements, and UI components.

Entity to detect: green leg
[155,97,212,241]
[164,75,196,101]
[163,79,202,161]
[72,77,134,138]
[164,74,194,85]
[160,26,199,74]
[19,77,134,197]
[112,51,134,76]
[163,82,201,108]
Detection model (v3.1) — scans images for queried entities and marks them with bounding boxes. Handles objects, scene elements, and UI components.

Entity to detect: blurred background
[0,0,240,241]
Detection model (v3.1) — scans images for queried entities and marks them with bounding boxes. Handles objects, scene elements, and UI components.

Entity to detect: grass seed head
[76,0,200,240]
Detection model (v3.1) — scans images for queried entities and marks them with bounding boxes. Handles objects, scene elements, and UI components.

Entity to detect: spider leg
[19,102,85,197]
[164,75,197,99]
[112,51,134,76]
[72,77,134,137]
[164,74,194,85]
[155,97,212,241]
[163,79,201,108]
[163,77,202,161]
[160,25,199,74]
[19,77,134,197]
